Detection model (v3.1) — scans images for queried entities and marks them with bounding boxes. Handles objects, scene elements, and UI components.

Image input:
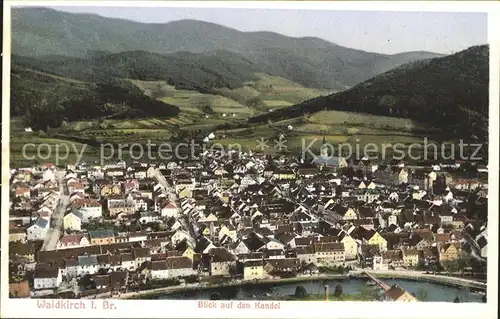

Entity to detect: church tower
[321,135,329,157]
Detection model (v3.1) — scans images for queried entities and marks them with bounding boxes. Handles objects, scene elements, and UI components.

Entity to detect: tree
[201,105,214,114]
[11,195,22,207]
[294,286,308,299]
[456,254,472,273]
[345,167,355,179]
[333,284,343,297]
[79,274,95,290]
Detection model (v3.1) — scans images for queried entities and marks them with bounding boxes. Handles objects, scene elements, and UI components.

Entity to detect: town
[8,145,488,302]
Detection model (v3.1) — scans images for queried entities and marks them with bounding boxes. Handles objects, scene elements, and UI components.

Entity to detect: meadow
[9,77,447,167]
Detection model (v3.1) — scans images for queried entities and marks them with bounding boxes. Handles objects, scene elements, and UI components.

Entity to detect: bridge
[364,270,391,291]
[363,271,421,301]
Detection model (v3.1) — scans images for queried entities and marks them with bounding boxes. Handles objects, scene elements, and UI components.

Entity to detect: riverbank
[118,271,486,300]
[352,270,487,291]
[120,274,348,300]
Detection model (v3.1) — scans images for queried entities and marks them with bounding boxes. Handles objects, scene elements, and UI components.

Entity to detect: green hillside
[249,45,489,142]
[130,73,333,115]
[11,65,181,130]
[12,50,259,93]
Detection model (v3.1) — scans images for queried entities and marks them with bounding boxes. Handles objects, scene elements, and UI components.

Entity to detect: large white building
[26,218,50,241]
[76,204,103,222]
[33,267,62,290]
[150,257,196,279]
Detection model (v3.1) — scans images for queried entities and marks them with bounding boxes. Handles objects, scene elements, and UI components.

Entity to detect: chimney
[324,285,329,301]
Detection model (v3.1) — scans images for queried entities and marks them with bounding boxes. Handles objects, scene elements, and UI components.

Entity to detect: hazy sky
[49,6,487,55]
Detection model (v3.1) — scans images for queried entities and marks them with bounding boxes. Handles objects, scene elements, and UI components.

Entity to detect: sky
[48,6,487,55]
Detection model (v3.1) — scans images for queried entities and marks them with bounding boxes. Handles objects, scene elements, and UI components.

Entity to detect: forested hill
[12,50,260,93]
[12,7,443,90]
[249,45,489,141]
[11,64,181,130]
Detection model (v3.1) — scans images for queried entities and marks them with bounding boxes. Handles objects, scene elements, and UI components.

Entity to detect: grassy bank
[121,272,486,300]
[122,275,349,300]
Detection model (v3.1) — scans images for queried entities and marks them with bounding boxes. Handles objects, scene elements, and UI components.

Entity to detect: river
[149,278,485,303]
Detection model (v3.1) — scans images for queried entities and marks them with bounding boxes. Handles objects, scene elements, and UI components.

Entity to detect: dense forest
[12,7,442,91]
[10,8,488,139]
[12,50,259,94]
[249,45,489,141]
[11,65,180,130]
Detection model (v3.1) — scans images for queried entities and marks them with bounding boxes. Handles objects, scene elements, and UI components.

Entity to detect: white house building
[150,257,196,279]
[160,202,179,218]
[76,204,103,222]
[33,267,62,290]
[77,255,99,276]
[26,218,50,241]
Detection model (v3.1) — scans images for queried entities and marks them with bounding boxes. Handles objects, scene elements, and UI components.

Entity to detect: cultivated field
[9,76,448,166]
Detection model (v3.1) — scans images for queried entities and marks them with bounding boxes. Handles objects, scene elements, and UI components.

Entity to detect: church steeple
[321,135,328,157]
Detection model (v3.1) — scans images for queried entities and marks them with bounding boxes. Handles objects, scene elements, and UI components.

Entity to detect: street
[41,170,69,251]
[153,169,176,203]
[152,169,198,244]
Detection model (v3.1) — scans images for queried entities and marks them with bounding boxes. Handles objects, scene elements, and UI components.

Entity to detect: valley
[8,8,489,167]
[5,6,491,308]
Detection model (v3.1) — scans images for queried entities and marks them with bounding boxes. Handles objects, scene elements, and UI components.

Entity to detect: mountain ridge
[12,7,444,90]
[249,45,489,141]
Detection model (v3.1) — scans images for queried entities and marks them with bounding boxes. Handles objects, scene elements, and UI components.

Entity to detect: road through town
[41,171,69,251]
[152,169,198,244]
[153,169,176,203]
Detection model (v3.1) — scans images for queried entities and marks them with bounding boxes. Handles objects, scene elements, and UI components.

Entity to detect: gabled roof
[254,227,273,237]
[295,245,315,255]
[294,237,315,246]
[209,248,236,262]
[88,229,115,239]
[360,244,380,255]
[313,242,344,253]
[350,226,376,241]
[133,247,151,259]
[243,233,266,251]
[34,267,59,279]
[78,255,98,266]
[265,258,300,270]
[358,206,376,218]
[65,210,83,220]
[175,239,193,253]
[276,233,295,245]
[33,218,49,229]
[195,236,213,253]
[385,285,407,300]
[59,234,87,246]
[382,250,403,260]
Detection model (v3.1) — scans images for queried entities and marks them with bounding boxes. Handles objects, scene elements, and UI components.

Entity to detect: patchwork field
[10,133,101,167]
[131,80,252,117]
[307,110,421,131]
[204,109,446,157]
[9,76,449,167]
[132,73,332,115]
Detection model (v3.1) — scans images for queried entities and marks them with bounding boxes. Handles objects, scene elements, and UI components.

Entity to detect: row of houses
[8,150,488,296]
